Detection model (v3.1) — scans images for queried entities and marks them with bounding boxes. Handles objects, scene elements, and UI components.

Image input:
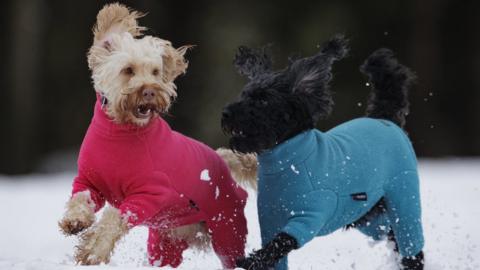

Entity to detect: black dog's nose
[222,109,231,120]
[142,88,156,101]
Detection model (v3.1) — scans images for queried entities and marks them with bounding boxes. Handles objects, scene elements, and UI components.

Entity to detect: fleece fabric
[257,118,424,270]
[71,99,248,268]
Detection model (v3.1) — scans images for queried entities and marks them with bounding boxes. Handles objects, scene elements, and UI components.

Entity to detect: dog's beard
[107,86,174,126]
[223,121,277,154]
[229,136,267,154]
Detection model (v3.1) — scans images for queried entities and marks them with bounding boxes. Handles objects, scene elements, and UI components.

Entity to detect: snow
[290,165,300,174]
[200,169,211,181]
[1,159,479,270]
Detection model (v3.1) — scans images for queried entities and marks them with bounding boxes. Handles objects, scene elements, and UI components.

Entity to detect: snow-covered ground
[0,159,479,270]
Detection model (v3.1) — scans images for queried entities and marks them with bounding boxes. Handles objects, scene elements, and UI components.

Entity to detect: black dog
[222,36,424,270]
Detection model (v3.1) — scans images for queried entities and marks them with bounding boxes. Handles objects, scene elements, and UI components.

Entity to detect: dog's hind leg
[384,171,425,270]
[350,197,392,241]
[355,211,392,241]
[147,228,188,267]
[387,230,425,270]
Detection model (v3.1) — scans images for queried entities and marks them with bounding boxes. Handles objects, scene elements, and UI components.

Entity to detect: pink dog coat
[71,98,248,268]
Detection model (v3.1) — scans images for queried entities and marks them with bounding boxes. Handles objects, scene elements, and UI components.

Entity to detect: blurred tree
[3,0,46,173]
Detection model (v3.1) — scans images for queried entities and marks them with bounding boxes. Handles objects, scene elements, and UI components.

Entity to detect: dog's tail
[216,148,258,190]
[360,49,415,128]
[92,3,146,44]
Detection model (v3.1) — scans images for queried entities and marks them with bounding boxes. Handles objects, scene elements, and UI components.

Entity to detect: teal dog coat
[257,118,424,270]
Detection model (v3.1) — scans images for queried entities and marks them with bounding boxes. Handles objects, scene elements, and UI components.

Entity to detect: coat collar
[90,93,169,137]
[257,130,320,174]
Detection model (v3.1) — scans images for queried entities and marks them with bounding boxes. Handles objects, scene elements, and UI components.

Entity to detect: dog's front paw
[74,207,128,265]
[75,229,110,265]
[59,217,93,235]
[236,256,269,270]
[59,191,96,235]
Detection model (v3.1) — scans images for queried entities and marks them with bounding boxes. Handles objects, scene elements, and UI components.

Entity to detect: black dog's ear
[289,35,349,119]
[234,45,273,79]
[290,35,348,94]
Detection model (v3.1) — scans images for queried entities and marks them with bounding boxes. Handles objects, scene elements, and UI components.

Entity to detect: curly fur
[75,207,128,265]
[91,3,145,44]
[222,35,348,154]
[360,48,416,128]
[87,3,191,126]
[234,45,273,79]
[168,222,211,251]
[216,148,258,189]
[59,191,96,235]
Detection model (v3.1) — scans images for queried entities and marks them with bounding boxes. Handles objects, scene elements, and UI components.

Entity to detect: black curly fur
[360,48,416,128]
[401,251,425,270]
[222,35,348,154]
[235,232,298,270]
[234,45,273,80]
[346,197,388,229]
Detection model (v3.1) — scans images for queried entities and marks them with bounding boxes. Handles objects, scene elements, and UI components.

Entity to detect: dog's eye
[123,67,135,76]
[152,68,159,76]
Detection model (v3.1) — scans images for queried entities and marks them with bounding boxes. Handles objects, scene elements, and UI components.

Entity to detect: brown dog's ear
[162,44,193,82]
[92,3,145,46]
[87,3,146,70]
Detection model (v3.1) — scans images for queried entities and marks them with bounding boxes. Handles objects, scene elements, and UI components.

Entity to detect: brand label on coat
[351,192,368,201]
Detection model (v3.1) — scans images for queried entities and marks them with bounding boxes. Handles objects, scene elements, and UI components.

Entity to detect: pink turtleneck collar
[91,94,166,137]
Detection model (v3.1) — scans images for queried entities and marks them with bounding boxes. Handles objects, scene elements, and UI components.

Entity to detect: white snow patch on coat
[200,169,211,181]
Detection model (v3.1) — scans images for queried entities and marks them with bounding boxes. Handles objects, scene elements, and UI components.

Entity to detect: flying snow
[291,164,300,174]
[200,169,211,181]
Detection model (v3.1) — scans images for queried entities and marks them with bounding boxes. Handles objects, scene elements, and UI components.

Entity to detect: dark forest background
[0,0,479,174]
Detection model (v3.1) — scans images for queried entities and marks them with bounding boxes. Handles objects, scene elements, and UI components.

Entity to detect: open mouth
[231,130,247,138]
[134,103,159,119]
[223,125,248,139]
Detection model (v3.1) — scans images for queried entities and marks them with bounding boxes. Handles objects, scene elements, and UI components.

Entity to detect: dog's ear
[234,45,273,79]
[88,3,146,70]
[92,3,145,48]
[161,42,193,83]
[290,35,348,94]
[289,35,348,120]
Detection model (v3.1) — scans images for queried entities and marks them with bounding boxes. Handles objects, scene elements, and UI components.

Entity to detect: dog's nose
[142,88,156,101]
[222,110,231,120]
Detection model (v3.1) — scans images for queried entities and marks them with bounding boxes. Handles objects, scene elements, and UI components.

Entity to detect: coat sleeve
[72,169,105,212]
[119,172,192,228]
[281,189,337,247]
